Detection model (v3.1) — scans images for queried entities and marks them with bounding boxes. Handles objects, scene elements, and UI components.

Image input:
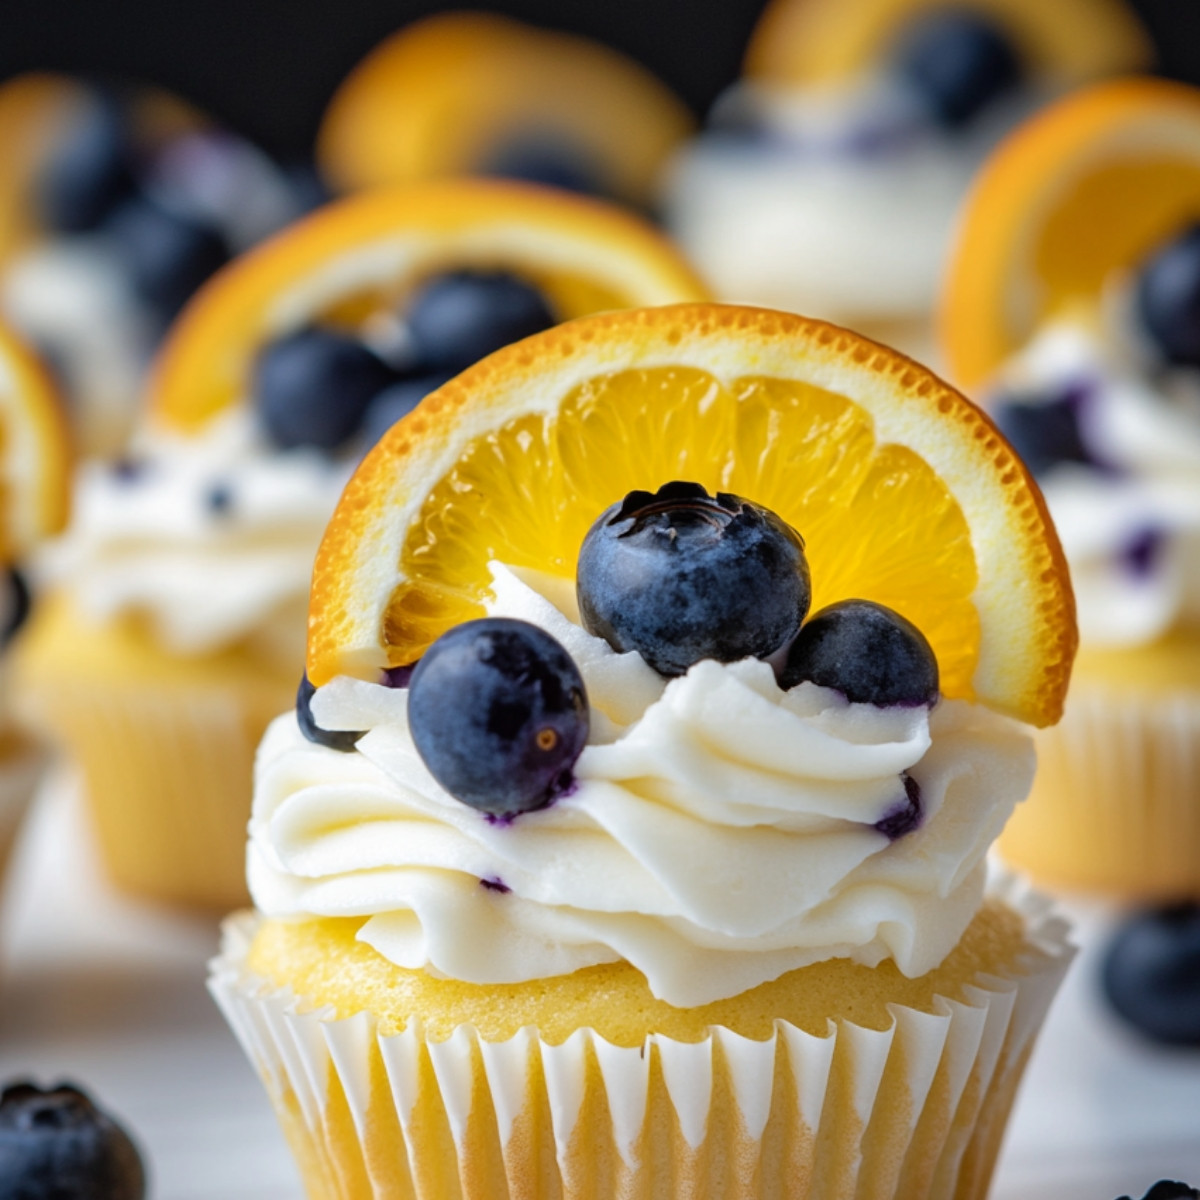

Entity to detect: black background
[1,0,1198,160]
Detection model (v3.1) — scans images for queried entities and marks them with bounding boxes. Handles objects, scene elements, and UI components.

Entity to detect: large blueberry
[479,135,609,199]
[781,599,939,707]
[892,9,1022,129]
[295,673,364,752]
[106,194,230,322]
[0,1080,145,1200]
[408,618,588,816]
[1135,223,1200,368]
[359,370,456,451]
[1102,903,1200,1045]
[991,385,1098,478]
[577,482,811,677]
[254,327,397,451]
[37,91,136,234]
[1117,1184,1200,1200]
[406,270,555,372]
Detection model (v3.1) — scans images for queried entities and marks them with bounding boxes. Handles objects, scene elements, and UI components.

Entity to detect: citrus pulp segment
[0,319,71,559]
[942,77,1200,388]
[316,11,695,208]
[148,180,710,432]
[745,0,1151,88]
[308,304,1076,728]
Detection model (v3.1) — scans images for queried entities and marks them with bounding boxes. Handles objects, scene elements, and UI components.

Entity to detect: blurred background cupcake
[14,178,707,912]
[663,0,1152,356]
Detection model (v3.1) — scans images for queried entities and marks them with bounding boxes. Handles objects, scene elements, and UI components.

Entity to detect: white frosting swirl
[248,564,1034,1007]
[992,321,1200,648]
[46,409,350,659]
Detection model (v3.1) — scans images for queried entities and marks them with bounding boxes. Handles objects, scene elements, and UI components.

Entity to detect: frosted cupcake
[211,304,1077,1198]
[0,73,306,457]
[942,78,1200,898]
[0,320,71,881]
[15,181,708,910]
[663,0,1149,352]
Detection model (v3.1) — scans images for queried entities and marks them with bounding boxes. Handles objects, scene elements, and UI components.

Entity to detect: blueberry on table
[781,599,939,707]
[37,90,136,234]
[405,270,556,372]
[991,385,1098,479]
[1102,903,1200,1045]
[892,9,1022,129]
[106,194,230,322]
[1117,1184,1200,1200]
[359,370,456,451]
[296,674,364,752]
[1135,223,1200,368]
[408,618,588,817]
[577,482,811,677]
[0,1080,145,1200]
[254,327,397,452]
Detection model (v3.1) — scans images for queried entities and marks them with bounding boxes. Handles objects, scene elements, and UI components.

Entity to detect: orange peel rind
[309,303,1076,729]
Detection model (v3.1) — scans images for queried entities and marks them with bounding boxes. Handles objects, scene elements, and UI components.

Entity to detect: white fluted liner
[208,875,1073,1200]
[1000,685,1200,898]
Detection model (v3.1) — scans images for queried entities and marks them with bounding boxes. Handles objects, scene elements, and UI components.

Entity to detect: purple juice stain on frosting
[480,876,510,894]
[874,773,923,841]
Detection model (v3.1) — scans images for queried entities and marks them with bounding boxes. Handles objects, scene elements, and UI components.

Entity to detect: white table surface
[1,771,1198,1200]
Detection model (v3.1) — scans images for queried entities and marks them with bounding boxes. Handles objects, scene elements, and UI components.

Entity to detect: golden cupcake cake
[0,73,306,456]
[15,180,708,911]
[316,10,694,212]
[942,78,1200,899]
[663,0,1150,352]
[211,303,1077,1198]
[0,318,71,877]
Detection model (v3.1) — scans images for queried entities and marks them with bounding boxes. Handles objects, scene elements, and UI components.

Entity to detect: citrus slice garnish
[941,77,1200,388]
[308,304,1076,728]
[148,179,710,432]
[0,318,71,558]
[745,0,1151,88]
[316,12,695,209]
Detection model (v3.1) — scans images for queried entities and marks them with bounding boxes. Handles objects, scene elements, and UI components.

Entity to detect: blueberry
[892,9,1022,129]
[577,482,811,677]
[296,673,363,752]
[0,1080,145,1200]
[408,617,588,817]
[1117,1184,1200,1200]
[479,136,609,198]
[37,90,137,234]
[1,568,32,647]
[359,370,456,451]
[205,481,234,515]
[406,270,556,373]
[1102,903,1200,1045]
[781,599,939,706]
[254,327,398,452]
[874,773,923,840]
[106,194,230,322]
[991,384,1099,478]
[1135,224,1200,368]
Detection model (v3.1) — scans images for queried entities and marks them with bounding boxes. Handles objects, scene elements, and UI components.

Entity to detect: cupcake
[15,180,708,911]
[211,304,1077,1197]
[663,0,1150,353]
[0,73,308,457]
[0,319,71,882]
[316,11,694,213]
[941,78,1200,899]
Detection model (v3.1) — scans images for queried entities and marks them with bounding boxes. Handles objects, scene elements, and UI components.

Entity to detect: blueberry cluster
[253,269,555,455]
[301,482,939,825]
[0,1080,145,1199]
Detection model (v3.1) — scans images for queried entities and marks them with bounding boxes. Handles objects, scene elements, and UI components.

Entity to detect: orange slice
[0,318,71,559]
[316,12,695,209]
[149,180,709,433]
[746,0,1151,88]
[942,77,1200,389]
[308,304,1076,728]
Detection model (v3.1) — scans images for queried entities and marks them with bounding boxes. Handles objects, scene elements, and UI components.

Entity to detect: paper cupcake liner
[209,875,1073,1200]
[1000,684,1200,898]
[0,734,48,880]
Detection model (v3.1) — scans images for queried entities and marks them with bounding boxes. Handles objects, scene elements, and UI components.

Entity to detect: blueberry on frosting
[1135,223,1200,368]
[0,1079,145,1199]
[577,482,811,677]
[296,673,364,753]
[408,617,588,817]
